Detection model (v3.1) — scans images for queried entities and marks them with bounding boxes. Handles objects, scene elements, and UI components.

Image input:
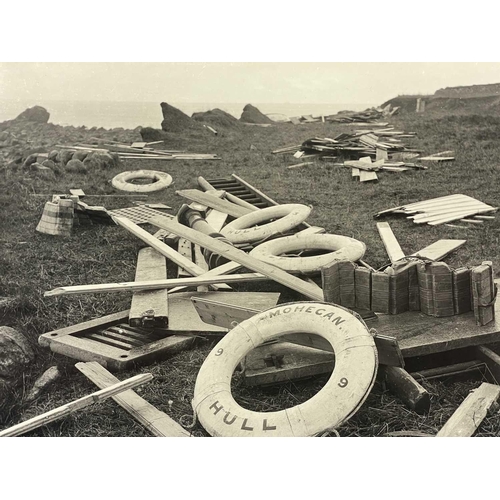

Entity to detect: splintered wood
[376,194,497,226]
[437,382,500,437]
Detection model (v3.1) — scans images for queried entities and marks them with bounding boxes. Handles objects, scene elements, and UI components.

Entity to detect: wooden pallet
[108,205,174,225]
[39,310,194,371]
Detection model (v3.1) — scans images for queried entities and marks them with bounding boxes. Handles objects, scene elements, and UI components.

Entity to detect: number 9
[338,377,348,388]
[215,348,224,357]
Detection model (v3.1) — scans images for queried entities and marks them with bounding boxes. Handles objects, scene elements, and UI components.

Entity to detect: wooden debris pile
[289,104,399,125]
[375,194,497,226]
[56,140,220,161]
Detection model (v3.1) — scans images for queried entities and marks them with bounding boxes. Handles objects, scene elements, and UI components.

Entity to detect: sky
[1,62,500,105]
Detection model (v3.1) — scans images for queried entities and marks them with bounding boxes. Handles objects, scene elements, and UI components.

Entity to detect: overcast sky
[1,62,500,105]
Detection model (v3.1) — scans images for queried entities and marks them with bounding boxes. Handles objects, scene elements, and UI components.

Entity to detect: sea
[0,100,378,130]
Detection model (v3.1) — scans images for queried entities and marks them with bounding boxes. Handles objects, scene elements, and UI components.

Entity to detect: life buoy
[249,233,366,272]
[192,302,378,437]
[220,204,311,244]
[111,170,173,193]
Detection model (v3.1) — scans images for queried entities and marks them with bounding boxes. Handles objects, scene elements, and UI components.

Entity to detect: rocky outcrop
[239,104,274,124]
[0,326,35,402]
[435,83,500,99]
[160,102,203,132]
[192,108,241,129]
[15,105,50,123]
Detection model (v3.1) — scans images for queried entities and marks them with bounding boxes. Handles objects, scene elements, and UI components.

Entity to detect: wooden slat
[148,217,324,301]
[0,373,153,437]
[436,383,500,437]
[411,239,466,261]
[129,247,169,328]
[376,222,405,263]
[193,245,209,292]
[111,215,230,291]
[359,170,378,182]
[177,239,193,278]
[75,362,190,437]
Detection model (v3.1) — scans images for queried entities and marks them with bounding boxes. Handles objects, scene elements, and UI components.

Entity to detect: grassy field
[1,111,500,436]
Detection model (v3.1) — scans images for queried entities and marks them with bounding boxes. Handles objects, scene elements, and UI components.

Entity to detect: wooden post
[382,365,430,414]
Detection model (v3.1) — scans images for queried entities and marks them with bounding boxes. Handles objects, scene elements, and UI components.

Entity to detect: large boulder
[139,127,167,142]
[15,106,50,124]
[65,158,87,173]
[83,151,119,170]
[240,104,274,124]
[160,102,203,132]
[0,326,35,401]
[192,108,241,129]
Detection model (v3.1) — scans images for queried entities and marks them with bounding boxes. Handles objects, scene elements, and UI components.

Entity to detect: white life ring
[192,302,378,437]
[249,233,366,272]
[111,170,173,193]
[220,204,311,244]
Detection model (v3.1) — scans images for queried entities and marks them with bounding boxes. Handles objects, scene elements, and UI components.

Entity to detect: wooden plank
[177,239,193,278]
[193,245,209,292]
[376,222,405,263]
[411,239,466,261]
[381,366,430,414]
[175,189,251,218]
[243,342,335,386]
[111,215,230,291]
[0,373,153,437]
[129,248,169,328]
[351,168,360,179]
[411,360,485,382]
[75,362,190,437]
[359,170,378,182]
[436,383,500,437]
[45,273,274,297]
[147,217,324,301]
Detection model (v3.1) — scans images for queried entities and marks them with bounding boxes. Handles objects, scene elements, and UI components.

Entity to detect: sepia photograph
[0,3,498,496]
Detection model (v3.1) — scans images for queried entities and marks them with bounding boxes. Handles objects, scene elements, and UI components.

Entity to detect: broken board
[410,239,466,261]
[129,247,169,329]
[376,222,405,263]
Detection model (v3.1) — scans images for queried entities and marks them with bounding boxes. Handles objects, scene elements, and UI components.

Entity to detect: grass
[1,111,500,436]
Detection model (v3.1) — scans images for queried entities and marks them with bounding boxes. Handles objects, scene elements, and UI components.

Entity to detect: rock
[72,150,89,162]
[22,153,39,168]
[24,366,61,403]
[42,159,56,169]
[15,106,50,123]
[240,104,274,124]
[65,158,87,173]
[160,102,203,132]
[0,131,10,142]
[48,150,59,161]
[140,127,167,142]
[83,151,118,170]
[0,326,34,396]
[192,108,240,129]
[57,149,74,166]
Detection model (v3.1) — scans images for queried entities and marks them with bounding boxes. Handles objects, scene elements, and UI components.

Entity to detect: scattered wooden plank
[381,366,430,414]
[147,217,324,301]
[460,219,483,225]
[129,248,169,328]
[243,342,335,386]
[436,383,500,437]
[75,362,190,437]
[376,222,405,263]
[359,170,378,182]
[287,162,315,170]
[69,189,85,197]
[0,373,153,437]
[351,168,360,179]
[45,273,274,297]
[410,239,466,261]
[175,189,252,218]
[411,360,485,382]
[111,215,230,291]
